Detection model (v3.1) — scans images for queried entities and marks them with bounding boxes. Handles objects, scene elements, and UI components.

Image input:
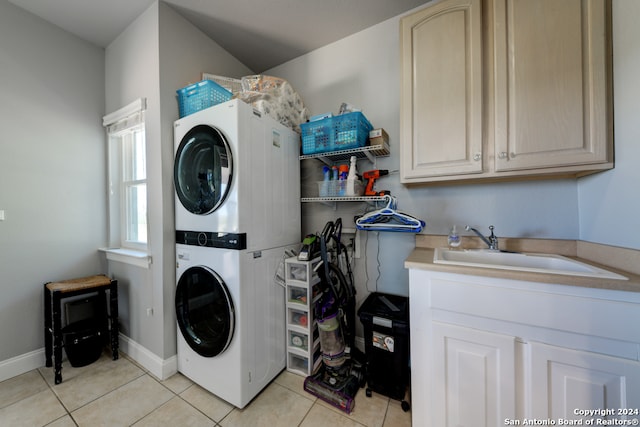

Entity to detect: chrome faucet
[465,225,499,250]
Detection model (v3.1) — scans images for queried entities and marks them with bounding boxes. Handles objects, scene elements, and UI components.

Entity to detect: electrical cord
[362,228,383,294]
[363,228,370,292]
[376,231,381,292]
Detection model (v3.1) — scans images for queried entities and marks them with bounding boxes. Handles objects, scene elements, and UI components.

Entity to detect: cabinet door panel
[432,321,516,427]
[493,0,610,171]
[530,342,640,421]
[400,0,483,180]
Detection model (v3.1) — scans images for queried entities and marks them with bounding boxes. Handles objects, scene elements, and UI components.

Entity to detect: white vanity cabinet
[530,342,640,421]
[431,322,517,426]
[408,268,640,427]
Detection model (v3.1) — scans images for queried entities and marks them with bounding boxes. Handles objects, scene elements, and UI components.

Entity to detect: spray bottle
[330,166,339,197]
[345,156,359,196]
[320,166,331,197]
[338,164,349,196]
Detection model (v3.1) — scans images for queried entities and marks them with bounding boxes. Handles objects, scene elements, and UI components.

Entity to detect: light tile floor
[0,351,411,427]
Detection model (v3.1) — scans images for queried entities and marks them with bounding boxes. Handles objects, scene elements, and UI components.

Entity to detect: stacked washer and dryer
[173,99,301,408]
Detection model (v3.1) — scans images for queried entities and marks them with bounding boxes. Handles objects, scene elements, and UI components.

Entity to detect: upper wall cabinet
[400,0,613,185]
[400,0,484,181]
[492,0,612,173]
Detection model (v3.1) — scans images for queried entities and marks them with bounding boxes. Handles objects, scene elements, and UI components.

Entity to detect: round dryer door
[175,266,235,357]
[174,125,233,215]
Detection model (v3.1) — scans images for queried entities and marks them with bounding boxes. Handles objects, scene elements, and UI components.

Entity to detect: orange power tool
[362,169,391,196]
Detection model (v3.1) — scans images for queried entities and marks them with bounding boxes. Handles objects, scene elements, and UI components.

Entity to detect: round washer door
[174,125,233,215]
[175,266,235,357]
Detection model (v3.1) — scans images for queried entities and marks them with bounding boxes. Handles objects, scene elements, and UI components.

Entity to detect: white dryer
[173,99,300,251]
[175,242,294,408]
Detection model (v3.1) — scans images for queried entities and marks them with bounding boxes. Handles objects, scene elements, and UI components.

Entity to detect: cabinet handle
[498,152,508,159]
[510,152,516,158]
[473,153,482,161]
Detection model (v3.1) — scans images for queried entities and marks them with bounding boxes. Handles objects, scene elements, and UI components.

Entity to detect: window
[120,125,147,247]
[103,99,148,251]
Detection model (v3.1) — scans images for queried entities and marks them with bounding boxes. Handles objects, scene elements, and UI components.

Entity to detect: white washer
[173,99,300,251]
[175,243,293,408]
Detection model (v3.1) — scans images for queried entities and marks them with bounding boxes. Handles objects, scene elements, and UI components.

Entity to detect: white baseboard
[0,348,46,382]
[119,334,177,381]
[0,334,177,383]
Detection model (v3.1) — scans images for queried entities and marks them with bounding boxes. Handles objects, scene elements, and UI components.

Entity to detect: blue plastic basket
[177,80,232,118]
[300,111,373,155]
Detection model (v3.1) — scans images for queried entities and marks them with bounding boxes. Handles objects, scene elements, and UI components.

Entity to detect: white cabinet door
[530,341,640,422]
[400,0,484,181]
[432,321,517,427]
[409,272,431,427]
[492,0,612,172]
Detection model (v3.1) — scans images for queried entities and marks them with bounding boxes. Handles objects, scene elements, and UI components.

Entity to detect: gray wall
[578,0,640,249]
[0,0,106,363]
[268,0,639,299]
[103,1,252,362]
[104,1,164,360]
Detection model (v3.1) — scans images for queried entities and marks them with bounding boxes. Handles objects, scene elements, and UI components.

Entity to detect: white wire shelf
[299,142,390,165]
[301,196,387,203]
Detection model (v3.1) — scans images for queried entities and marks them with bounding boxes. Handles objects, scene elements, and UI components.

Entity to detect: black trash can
[62,319,104,367]
[357,292,410,410]
[62,295,107,367]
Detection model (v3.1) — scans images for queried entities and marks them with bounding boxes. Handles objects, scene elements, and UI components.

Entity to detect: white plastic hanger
[355,195,425,233]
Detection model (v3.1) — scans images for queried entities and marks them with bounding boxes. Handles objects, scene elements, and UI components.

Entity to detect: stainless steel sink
[433,248,628,280]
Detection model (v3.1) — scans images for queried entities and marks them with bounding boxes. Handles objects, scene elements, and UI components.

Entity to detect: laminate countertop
[406,236,640,293]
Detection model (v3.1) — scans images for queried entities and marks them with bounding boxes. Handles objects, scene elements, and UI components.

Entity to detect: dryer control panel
[176,230,247,250]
